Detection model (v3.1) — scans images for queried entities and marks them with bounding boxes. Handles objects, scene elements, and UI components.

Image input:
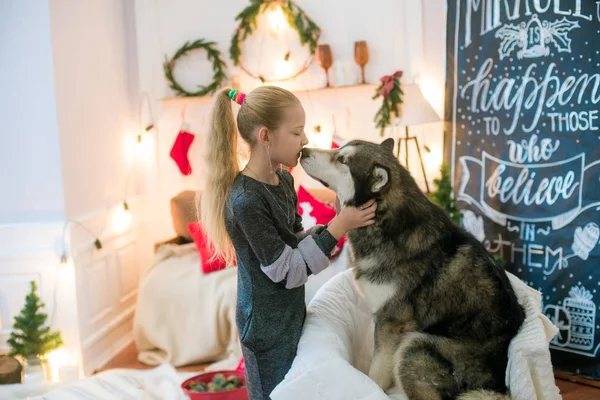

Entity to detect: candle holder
[316,44,333,87]
[354,41,369,84]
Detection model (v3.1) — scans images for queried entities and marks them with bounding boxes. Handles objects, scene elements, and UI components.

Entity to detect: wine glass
[316,44,333,87]
[354,41,369,84]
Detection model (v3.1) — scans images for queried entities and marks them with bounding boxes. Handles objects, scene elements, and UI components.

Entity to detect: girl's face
[270,104,309,167]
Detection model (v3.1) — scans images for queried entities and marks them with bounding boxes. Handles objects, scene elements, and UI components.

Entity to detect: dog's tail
[457,390,512,400]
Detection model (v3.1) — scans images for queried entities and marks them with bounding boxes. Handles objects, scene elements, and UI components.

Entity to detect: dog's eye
[337,156,346,165]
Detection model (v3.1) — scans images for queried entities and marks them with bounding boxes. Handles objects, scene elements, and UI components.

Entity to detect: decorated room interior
[1,0,599,399]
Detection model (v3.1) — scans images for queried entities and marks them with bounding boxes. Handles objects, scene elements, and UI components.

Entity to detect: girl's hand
[327,199,377,240]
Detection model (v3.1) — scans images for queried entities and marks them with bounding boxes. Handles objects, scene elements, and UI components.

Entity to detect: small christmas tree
[430,164,463,224]
[7,281,63,360]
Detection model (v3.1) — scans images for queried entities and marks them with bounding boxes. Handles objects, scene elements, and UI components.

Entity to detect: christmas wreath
[163,39,227,97]
[230,0,321,82]
[373,71,404,136]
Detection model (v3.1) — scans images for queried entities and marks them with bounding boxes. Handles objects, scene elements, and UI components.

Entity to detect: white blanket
[272,269,562,400]
[19,364,194,400]
[133,243,241,371]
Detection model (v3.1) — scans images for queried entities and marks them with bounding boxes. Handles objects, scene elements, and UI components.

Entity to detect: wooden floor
[555,378,600,400]
[100,342,600,399]
[94,342,209,374]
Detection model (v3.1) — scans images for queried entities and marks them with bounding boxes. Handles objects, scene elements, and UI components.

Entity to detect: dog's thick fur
[300,139,525,400]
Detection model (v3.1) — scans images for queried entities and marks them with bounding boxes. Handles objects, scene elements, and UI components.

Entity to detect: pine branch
[373,75,404,136]
[430,164,463,224]
[230,0,321,68]
[164,39,227,97]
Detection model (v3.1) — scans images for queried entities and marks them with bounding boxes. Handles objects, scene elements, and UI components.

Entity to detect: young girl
[201,86,377,399]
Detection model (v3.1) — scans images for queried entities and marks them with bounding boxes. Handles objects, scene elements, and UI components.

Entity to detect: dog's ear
[371,164,390,193]
[380,138,394,154]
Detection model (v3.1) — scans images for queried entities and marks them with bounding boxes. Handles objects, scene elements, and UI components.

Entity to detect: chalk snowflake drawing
[495,15,580,60]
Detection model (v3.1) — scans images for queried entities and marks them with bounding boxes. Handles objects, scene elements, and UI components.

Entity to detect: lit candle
[46,348,80,382]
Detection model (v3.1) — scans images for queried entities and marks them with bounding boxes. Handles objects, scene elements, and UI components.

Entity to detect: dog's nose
[300,148,311,159]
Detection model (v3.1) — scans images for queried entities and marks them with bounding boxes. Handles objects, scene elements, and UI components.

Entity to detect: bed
[132,240,351,371]
[132,187,350,371]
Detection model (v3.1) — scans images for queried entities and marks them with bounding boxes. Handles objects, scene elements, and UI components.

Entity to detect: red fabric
[236,358,245,371]
[170,130,195,175]
[187,222,228,274]
[331,134,346,149]
[297,186,346,258]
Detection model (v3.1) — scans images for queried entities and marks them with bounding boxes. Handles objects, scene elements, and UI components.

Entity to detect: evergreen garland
[7,281,63,360]
[429,164,463,224]
[163,39,227,97]
[230,0,320,66]
[373,71,404,137]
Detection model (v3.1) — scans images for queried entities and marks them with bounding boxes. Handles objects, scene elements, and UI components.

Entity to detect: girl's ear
[259,127,270,146]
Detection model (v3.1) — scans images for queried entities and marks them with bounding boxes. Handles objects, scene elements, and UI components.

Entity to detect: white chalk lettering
[485,166,579,206]
[462,59,600,135]
[464,0,591,47]
[548,110,600,132]
[507,134,560,163]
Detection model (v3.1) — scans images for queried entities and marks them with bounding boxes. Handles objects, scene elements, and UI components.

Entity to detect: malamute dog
[300,139,525,400]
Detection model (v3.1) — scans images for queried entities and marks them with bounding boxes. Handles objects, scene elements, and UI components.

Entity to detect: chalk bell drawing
[495,14,580,60]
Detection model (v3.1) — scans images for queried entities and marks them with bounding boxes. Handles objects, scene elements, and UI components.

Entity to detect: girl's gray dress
[224,169,337,399]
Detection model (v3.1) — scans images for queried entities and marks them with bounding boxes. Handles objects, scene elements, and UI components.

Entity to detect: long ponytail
[200,85,300,265]
[200,88,239,265]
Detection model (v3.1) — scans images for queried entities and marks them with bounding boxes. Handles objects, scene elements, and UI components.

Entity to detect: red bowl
[181,370,249,400]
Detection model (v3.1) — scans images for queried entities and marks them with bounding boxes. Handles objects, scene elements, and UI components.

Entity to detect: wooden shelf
[159,83,377,105]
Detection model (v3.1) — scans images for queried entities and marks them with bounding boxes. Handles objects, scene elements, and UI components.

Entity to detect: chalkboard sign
[445,0,600,378]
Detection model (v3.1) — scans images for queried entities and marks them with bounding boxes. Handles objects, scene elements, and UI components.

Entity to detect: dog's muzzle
[300,148,313,159]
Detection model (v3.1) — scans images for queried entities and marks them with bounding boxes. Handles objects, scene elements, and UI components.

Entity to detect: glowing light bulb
[113,202,132,234]
[274,58,292,79]
[424,146,443,172]
[267,4,288,38]
[136,131,154,162]
[310,124,334,149]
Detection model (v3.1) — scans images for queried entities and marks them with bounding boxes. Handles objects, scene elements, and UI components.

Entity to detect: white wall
[49,0,153,374]
[0,0,76,370]
[0,0,153,376]
[135,0,411,98]
[409,0,448,187]
[0,0,66,224]
[134,0,448,243]
[50,0,142,220]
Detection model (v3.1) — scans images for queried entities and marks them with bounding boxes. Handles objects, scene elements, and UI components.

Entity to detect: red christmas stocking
[170,130,195,175]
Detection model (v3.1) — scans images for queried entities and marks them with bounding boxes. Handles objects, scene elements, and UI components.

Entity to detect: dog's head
[300,138,399,206]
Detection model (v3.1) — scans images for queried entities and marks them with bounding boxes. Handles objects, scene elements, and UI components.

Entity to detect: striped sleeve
[233,192,337,289]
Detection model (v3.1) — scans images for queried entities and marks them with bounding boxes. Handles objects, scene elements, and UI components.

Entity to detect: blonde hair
[201,86,300,265]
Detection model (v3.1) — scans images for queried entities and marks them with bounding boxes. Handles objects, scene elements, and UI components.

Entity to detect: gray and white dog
[300,139,524,400]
